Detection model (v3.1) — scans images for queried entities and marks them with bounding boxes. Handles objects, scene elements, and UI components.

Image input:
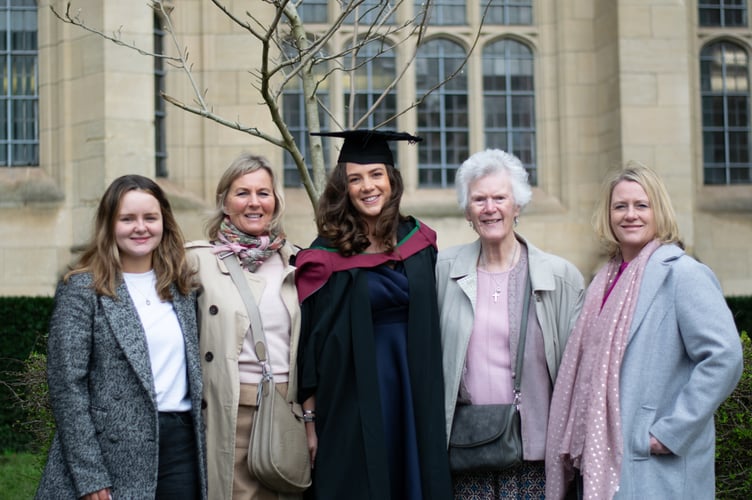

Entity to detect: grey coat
[35,272,207,499]
[438,235,585,451]
[615,244,743,499]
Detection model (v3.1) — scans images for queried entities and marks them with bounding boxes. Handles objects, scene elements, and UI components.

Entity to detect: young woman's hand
[305,422,318,467]
[82,487,112,500]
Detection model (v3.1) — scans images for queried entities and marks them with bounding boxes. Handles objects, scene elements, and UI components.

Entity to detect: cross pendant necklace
[482,240,519,303]
[489,274,504,303]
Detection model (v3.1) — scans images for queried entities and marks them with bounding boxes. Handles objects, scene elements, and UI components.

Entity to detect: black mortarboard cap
[311,129,422,166]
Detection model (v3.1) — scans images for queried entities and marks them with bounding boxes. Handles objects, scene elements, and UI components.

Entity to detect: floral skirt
[452,461,545,500]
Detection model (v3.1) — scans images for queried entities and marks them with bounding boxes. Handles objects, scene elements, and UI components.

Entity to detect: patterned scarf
[545,239,661,500]
[211,217,286,272]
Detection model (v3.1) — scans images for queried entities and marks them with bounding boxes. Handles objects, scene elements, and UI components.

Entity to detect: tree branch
[50,0,490,208]
[50,2,181,62]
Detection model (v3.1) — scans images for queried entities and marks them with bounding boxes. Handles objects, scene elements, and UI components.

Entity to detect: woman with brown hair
[37,175,206,500]
[295,130,452,500]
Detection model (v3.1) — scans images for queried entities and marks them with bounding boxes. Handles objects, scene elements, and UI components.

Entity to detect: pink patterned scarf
[545,239,661,500]
[211,217,285,272]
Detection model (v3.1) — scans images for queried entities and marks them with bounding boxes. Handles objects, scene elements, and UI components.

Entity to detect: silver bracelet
[302,410,316,422]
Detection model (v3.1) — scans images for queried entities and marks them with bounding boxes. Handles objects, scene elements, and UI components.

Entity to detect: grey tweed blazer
[35,272,207,499]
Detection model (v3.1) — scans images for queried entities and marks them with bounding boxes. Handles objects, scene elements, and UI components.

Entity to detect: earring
[514,216,519,227]
[468,221,473,228]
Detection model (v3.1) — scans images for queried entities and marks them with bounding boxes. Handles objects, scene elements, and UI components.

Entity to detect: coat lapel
[628,244,683,341]
[171,285,202,403]
[171,284,197,353]
[518,235,554,292]
[101,282,155,398]
[171,284,195,344]
[453,239,481,311]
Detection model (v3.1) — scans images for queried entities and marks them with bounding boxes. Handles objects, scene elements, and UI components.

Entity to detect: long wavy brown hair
[65,175,195,299]
[316,162,406,256]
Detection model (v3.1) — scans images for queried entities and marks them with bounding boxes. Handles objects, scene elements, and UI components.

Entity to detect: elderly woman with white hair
[436,149,585,499]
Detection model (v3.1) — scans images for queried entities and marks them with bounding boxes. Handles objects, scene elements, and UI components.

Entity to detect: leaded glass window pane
[416,38,469,188]
[298,0,328,23]
[1,0,38,166]
[154,14,167,177]
[482,39,536,184]
[343,37,397,130]
[343,0,395,25]
[418,0,467,26]
[281,38,330,187]
[700,41,752,184]
[483,0,533,26]
[699,0,747,27]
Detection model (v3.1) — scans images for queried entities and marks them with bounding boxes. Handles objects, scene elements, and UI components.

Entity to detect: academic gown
[295,217,452,500]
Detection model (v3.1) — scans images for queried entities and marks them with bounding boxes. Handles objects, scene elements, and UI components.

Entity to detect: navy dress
[368,263,423,500]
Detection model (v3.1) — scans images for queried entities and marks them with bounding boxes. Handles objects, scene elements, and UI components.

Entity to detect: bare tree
[52,0,482,206]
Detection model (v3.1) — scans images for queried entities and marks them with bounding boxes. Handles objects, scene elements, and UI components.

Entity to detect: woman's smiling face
[223,169,276,236]
[346,162,392,227]
[609,180,656,261]
[465,171,520,245]
[115,189,163,273]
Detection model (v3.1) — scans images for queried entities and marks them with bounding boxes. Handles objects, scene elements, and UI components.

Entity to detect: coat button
[205,352,214,362]
[209,305,219,315]
[201,400,207,409]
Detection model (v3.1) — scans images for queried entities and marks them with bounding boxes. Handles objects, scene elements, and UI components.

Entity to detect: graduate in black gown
[295,130,452,500]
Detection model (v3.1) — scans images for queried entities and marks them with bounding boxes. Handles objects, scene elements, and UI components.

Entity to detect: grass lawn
[0,451,42,500]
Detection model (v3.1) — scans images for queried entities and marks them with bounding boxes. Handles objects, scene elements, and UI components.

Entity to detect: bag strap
[513,272,533,402]
[221,253,273,377]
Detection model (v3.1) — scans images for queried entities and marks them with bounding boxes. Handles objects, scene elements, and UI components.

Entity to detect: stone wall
[2,0,750,296]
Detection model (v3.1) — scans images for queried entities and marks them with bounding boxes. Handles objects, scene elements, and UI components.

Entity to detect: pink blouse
[463,268,515,404]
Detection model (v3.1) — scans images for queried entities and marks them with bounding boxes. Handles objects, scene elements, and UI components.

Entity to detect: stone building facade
[1,0,751,296]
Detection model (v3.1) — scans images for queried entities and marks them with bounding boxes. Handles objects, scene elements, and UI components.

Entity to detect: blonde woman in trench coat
[187,154,304,500]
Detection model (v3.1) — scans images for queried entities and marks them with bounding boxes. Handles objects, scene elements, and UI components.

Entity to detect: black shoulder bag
[448,273,532,473]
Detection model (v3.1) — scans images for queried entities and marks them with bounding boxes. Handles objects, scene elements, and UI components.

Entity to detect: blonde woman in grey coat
[36,175,207,500]
[546,163,743,499]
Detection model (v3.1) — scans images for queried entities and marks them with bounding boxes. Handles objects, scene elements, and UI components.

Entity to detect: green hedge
[1,293,751,472]
[727,296,752,336]
[0,297,53,451]
[716,332,752,498]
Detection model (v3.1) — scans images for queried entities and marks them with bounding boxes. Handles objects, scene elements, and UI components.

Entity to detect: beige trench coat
[187,241,301,500]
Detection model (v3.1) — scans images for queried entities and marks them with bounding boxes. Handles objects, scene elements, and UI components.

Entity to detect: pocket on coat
[631,451,686,498]
[630,405,656,461]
